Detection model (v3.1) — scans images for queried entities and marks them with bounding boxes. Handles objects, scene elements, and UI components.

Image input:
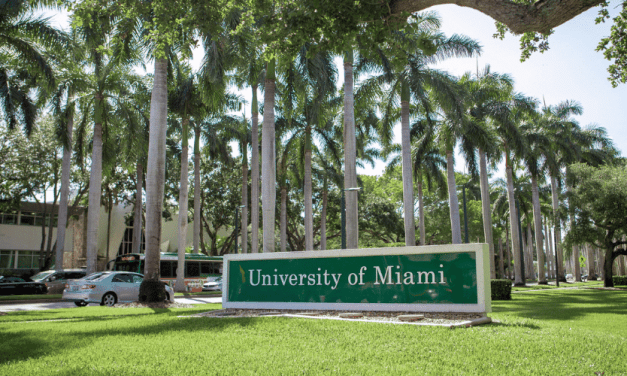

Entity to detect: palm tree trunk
[85,93,104,275]
[132,162,143,254]
[498,237,505,278]
[320,180,327,250]
[505,157,523,285]
[526,223,534,280]
[400,82,415,247]
[193,127,201,253]
[241,143,248,254]
[544,220,551,279]
[262,59,276,253]
[251,85,260,253]
[143,58,168,292]
[586,244,595,279]
[446,150,462,244]
[567,184,581,281]
[280,186,287,252]
[304,128,313,251]
[531,174,546,284]
[618,254,625,276]
[176,118,190,292]
[550,175,565,281]
[417,177,425,246]
[55,108,73,271]
[478,148,495,278]
[506,221,512,279]
[343,49,358,249]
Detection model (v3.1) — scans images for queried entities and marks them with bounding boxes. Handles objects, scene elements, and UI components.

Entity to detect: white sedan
[202,276,223,291]
[62,271,175,307]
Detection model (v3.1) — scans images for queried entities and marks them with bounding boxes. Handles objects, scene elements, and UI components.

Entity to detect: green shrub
[613,276,627,286]
[491,279,512,300]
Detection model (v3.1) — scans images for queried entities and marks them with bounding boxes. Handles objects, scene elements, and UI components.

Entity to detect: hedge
[491,279,512,300]
[612,276,627,286]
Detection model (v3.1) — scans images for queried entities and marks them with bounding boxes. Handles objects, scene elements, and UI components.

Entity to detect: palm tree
[459,66,515,278]
[262,58,277,252]
[368,22,480,246]
[0,0,68,90]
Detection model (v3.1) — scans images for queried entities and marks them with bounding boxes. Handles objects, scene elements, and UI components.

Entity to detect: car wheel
[74,301,88,307]
[102,293,117,307]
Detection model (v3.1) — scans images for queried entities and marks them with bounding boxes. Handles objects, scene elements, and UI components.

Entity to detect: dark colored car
[0,275,48,295]
[31,269,87,294]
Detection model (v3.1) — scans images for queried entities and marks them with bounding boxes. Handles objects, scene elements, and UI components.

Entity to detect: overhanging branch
[389,0,604,34]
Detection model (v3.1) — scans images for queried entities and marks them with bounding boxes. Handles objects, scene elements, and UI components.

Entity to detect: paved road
[0,296,222,312]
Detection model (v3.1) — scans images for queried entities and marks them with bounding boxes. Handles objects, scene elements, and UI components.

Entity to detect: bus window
[160,261,173,278]
[201,262,213,275]
[186,262,200,277]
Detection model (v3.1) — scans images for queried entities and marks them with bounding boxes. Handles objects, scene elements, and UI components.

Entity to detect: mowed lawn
[1,289,626,375]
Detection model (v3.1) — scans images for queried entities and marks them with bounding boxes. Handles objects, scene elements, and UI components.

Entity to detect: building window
[0,212,18,225]
[17,251,39,269]
[0,251,15,269]
[117,227,145,256]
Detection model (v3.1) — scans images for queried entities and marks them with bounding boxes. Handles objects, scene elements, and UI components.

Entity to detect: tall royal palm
[369,21,480,246]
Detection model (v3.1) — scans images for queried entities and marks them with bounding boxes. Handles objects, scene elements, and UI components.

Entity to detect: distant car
[202,276,222,291]
[0,275,47,295]
[62,271,175,307]
[31,269,87,294]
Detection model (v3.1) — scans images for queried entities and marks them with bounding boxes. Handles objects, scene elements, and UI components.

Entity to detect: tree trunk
[544,220,552,279]
[505,159,523,285]
[417,178,425,246]
[250,85,260,253]
[400,82,415,246]
[550,175,566,281]
[262,59,276,253]
[526,223,534,281]
[446,150,462,244]
[498,237,505,278]
[241,143,248,254]
[506,220,512,279]
[193,127,201,253]
[603,248,614,286]
[141,58,168,301]
[586,244,595,279]
[85,93,104,275]
[549,227,555,279]
[531,175,546,284]
[106,188,112,263]
[597,248,604,281]
[56,108,74,271]
[320,182,327,250]
[343,49,358,250]
[280,186,287,252]
[176,118,190,292]
[132,163,143,254]
[619,254,626,276]
[478,148,495,278]
[304,128,313,251]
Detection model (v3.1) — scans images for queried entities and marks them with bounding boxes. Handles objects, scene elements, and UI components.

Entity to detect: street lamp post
[342,187,361,250]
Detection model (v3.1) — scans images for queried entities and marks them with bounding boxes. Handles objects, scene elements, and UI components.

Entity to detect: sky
[45,4,626,177]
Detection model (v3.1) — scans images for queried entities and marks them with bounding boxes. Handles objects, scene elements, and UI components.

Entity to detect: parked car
[31,269,87,294]
[62,271,175,307]
[202,276,222,291]
[0,275,47,295]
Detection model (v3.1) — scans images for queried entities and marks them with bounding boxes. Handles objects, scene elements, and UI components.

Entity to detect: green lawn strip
[0,294,63,301]
[512,281,603,291]
[173,291,221,296]
[0,303,222,323]
[0,290,625,375]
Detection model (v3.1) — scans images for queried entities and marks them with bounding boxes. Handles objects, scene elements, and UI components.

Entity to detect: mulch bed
[191,309,487,326]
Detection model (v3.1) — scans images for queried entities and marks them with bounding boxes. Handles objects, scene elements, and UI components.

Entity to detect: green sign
[223,245,491,313]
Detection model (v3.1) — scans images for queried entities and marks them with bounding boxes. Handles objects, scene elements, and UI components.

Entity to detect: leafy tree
[566,163,627,287]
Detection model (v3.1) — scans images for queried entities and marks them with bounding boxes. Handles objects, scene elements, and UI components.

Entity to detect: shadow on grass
[493,289,627,322]
[489,322,541,330]
[0,307,259,364]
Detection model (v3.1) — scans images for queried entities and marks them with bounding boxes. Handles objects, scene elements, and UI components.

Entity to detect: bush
[613,276,627,286]
[138,279,167,303]
[491,279,512,300]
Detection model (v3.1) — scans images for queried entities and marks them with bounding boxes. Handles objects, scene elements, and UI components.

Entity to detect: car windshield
[83,272,109,281]
[31,271,55,282]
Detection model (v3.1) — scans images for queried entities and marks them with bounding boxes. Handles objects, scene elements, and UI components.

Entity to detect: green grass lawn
[0,294,63,301]
[512,281,604,291]
[1,289,626,375]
